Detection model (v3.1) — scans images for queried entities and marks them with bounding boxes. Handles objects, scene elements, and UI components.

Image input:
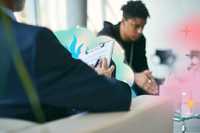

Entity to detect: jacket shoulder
[98,21,115,37]
[13,21,52,35]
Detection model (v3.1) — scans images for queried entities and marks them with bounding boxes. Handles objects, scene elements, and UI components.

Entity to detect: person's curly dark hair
[121,0,150,20]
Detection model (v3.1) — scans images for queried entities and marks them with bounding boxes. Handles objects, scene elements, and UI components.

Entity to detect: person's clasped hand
[134,70,159,95]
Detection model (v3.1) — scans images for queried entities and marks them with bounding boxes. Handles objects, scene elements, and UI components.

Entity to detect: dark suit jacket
[0,10,131,122]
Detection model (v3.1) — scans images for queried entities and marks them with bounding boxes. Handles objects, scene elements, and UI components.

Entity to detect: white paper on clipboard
[79,40,114,67]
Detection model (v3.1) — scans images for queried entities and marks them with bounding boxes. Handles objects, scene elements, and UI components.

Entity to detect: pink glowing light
[168,16,200,50]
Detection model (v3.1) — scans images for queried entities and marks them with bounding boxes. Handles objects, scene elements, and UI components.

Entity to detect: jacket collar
[0,6,16,21]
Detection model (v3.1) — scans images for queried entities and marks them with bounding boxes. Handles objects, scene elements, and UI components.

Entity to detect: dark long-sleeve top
[98,21,149,72]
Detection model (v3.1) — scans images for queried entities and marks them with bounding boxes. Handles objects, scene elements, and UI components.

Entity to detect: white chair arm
[0,118,37,133]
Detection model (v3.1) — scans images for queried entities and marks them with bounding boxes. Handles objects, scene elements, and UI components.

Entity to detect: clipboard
[79,40,114,67]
